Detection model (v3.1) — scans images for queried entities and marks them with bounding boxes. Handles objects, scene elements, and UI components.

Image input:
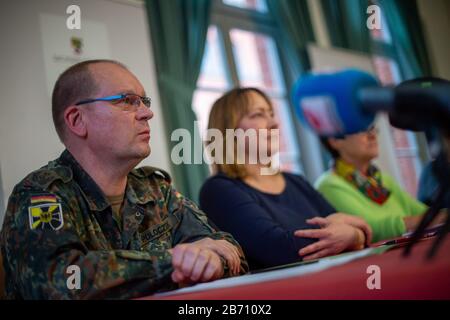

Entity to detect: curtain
[266,0,316,73]
[321,0,432,78]
[378,0,432,79]
[321,0,371,53]
[145,0,211,202]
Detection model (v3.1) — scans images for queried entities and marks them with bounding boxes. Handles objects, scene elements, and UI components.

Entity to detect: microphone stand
[404,147,450,259]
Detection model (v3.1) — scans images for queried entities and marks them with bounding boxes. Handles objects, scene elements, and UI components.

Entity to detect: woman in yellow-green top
[315,125,439,243]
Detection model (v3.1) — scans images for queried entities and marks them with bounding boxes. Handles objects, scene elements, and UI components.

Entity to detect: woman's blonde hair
[207,87,273,179]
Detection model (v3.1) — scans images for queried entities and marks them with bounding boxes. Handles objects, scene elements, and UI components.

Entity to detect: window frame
[194,0,305,174]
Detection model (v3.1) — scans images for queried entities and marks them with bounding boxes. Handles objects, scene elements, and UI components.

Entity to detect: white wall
[0,0,171,224]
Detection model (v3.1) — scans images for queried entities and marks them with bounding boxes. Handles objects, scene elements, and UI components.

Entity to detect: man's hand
[170,243,224,285]
[190,238,242,276]
[294,217,362,261]
[326,213,373,245]
[169,238,242,285]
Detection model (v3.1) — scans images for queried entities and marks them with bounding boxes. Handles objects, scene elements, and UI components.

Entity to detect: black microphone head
[389,77,450,132]
[358,86,395,114]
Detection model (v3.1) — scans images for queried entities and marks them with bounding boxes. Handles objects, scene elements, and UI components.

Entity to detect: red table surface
[144,234,450,300]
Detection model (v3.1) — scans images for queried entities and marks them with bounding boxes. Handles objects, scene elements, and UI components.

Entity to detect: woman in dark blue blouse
[200,88,372,270]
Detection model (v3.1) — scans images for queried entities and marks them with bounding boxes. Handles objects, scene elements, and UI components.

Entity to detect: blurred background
[0,0,449,224]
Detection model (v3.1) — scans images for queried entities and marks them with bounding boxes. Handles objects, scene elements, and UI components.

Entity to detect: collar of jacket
[58,149,156,212]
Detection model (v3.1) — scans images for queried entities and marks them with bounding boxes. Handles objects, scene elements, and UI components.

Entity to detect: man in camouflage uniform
[0,60,248,299]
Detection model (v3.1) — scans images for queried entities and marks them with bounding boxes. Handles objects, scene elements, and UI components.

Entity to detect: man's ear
[64,105,87,138]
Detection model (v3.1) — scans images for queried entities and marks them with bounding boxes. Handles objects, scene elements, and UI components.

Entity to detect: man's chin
[144,147,151,158]
[138,146,151,159]
[127,146,151,163]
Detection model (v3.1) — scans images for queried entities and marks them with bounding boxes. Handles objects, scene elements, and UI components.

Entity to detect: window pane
[369,1,392,43]
[391,129,421,196]
[197,26,230,90]
[230,29,285,95]
[271,98,302,173]
[372,56,401,86]
[373,55,420,196]
[223,0,268,13]
[192,90,224,140]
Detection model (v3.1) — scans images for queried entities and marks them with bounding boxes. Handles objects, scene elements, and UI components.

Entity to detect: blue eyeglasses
[75,93,151,111]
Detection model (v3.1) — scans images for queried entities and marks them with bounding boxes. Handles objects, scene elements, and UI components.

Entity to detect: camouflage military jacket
[0,150,248,299]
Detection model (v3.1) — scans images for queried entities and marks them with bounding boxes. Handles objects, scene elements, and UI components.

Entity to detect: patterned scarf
[334,159,391,205]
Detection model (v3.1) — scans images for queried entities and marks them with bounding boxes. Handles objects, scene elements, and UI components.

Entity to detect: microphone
[292,69,450,137]
[360,77,450,132]
[292,69,379,137]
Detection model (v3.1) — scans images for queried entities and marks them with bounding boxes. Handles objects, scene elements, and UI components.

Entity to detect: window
[193,26,229,137]
[369,2,425,196]
[193,0,302,173]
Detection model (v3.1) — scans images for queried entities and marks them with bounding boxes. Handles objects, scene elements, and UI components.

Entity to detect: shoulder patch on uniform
[30,194,57,204]
[28,194,64,231]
